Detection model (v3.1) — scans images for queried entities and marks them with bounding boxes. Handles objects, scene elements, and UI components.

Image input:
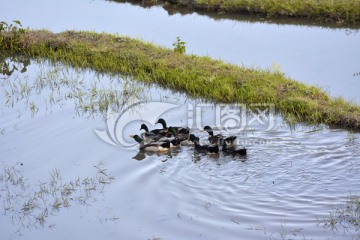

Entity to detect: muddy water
[1,0,360,103]
[0,60,359,239]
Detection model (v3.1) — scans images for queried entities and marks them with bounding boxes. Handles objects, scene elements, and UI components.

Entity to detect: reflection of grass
[244,221,310,240]
[1,61,147,118]
[109,0,360,24]
[169,0,360,24]
[347,131,358,146]
[0,162,115,235]
[320,194,360,237]
[1,30,360,130]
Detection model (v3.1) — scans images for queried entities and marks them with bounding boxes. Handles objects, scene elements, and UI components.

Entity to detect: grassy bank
[1,28,360,130]
[162,0,360,24]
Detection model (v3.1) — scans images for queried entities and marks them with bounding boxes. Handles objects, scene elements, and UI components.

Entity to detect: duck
[189,134,219,154]
[139,123,171,141]
[202,126,237,146]
[130,134,180,152]
[156,118,190,135]
[168,126,192,145]
[222,140,247,156]
[140,123,171,140]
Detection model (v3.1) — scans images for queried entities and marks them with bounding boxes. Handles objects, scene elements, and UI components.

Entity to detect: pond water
[0,58,360,240]
[1,0,360,104]
[1,1,360,240]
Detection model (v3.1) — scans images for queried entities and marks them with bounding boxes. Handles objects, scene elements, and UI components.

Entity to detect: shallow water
[1,0,360,103]
[1,1,360,239]
[1,60,360,240]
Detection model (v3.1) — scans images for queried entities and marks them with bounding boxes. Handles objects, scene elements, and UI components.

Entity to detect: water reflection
[0,57,148,119]
[132,150,175,161]
[0,54,30,76]
[0,162,115,235]
[108,0,360,30]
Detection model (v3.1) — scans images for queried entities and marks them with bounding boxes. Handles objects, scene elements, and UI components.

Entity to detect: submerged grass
[165,0,360,23]
[1,29,360,130]
[320,194,360,237]
[0,162,115,234]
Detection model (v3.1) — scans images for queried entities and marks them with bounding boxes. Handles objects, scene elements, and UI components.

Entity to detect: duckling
[140,123,171,140]
[156,118,190,135]
[222,140,247,156]
[130,135,180,152]
[202,126,237,146]
[189,134,219,154]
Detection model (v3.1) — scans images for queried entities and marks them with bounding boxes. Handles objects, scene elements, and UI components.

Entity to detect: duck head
[202,126,214,136]
[130,134,144,144]
[189,134,200,143]
[156,118,167,129]
[140,124,149,132]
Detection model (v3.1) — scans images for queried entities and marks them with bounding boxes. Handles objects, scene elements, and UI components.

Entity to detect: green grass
[1,28,360,130]
[167,0,360,23]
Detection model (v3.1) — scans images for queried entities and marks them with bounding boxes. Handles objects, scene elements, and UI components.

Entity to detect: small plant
[0,20,25,51]
[0,20,23,33]
[346,131,357,145]
[172,36,186,54]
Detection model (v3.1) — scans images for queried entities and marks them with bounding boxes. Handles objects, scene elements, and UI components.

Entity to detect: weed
[172,36,186,54]
[320,194,360,238]
[0,162,115,235]
[0,20,26,52]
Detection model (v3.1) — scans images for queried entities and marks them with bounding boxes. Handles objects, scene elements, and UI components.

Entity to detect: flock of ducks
[130,118,247,156]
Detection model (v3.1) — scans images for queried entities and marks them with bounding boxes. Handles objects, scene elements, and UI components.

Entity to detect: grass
[320,194,360,238]
[1,27,360,130]
[164,0,360,24]
[0,162,115,234]
[1,59,146,119]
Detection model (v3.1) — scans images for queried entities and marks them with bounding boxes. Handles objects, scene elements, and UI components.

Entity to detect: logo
[95,102,179,150]
[96,101,276,149]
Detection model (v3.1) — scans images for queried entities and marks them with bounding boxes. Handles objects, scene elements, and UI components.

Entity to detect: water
[1,1,360,239]
[1,0,360,103]
[1,58,360,239]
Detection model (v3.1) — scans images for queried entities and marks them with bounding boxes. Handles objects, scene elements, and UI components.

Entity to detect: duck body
[140,123,171,141]
[222,141,247,156]
[156,118,190,136]
[130,135,180,152]
[202,126,237,146]
[190,134,219,154]
[168,126,192,146]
